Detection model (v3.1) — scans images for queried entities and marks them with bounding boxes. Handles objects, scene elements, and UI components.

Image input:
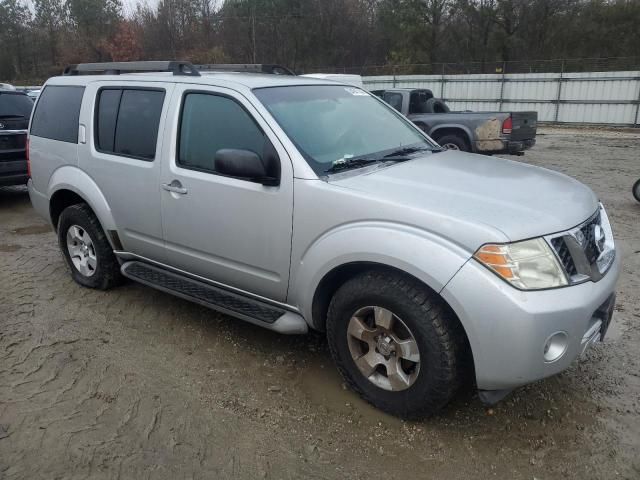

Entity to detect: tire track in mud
[1,133,639,480]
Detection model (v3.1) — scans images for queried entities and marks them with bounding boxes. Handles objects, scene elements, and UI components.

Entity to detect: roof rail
[195,64,295,76]
[62,61,201,77]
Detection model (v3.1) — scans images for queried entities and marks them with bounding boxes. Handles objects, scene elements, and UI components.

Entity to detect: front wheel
[326,270,465,418]
[633,179,640,203]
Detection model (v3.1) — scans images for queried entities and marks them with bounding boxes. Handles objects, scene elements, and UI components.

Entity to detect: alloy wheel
[347,306,420,391]
[66,224,97,277]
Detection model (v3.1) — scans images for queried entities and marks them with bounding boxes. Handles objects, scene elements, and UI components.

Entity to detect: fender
[289,221,472,328]
[428,123,474,144]
[48,165,117,232]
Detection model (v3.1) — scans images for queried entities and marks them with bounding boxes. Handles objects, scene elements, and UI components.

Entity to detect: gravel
[0,126,639,479]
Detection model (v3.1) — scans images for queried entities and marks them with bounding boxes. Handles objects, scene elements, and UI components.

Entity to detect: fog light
[543,332,568,363]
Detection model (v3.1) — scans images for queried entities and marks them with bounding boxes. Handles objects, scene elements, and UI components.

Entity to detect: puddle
[0,244,21,252]
[10,225,51,235]
[297,360,404,427]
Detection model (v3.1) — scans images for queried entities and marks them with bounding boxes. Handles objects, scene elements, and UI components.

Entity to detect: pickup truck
[371,88,537,155]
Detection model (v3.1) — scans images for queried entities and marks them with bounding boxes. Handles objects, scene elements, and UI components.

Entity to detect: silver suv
[27,62,619,418]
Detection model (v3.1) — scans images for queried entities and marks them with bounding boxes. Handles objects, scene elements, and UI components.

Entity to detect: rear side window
[30,85,84,143]
[95,88,165,160]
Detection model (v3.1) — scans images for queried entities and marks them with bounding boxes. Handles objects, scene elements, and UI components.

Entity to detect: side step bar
[121,261,308,334]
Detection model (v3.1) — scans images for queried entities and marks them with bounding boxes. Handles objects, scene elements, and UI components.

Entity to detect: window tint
[0,92,34,118]
[409,91,432,114]
[178,93,266,173]
[96,89,121,152]
[30,85,84,143]
[95,88,165,160]
[383,92,403,112]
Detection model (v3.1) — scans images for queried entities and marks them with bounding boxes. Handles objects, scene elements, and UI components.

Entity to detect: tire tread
[57,203,122,290]
[326,270,465,418]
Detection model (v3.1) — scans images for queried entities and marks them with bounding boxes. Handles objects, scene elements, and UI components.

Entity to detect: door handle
[161,181,188,195]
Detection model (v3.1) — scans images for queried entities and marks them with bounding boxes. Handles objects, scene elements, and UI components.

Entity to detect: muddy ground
[1,127,639,479]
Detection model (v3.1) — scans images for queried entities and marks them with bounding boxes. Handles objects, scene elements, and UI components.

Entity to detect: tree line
[1,0,639,83]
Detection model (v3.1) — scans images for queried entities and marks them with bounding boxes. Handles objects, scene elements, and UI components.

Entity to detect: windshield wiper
[383,145,434,158]
[0,114,25,119]
[325,155,416,174]
[325,158,378,173]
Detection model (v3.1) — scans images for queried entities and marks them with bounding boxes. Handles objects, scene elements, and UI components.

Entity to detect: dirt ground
[1,127,639,479]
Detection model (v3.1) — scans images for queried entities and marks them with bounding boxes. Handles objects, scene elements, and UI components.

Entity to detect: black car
[0,89,33,186]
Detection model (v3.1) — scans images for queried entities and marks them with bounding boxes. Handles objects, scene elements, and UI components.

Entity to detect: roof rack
[63,61,201,77]
[195,64,296,76]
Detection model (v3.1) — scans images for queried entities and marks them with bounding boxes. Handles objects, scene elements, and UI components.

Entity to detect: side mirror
[214,149,278,186]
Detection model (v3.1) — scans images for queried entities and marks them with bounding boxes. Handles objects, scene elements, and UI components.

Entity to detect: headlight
[474,238,568,290]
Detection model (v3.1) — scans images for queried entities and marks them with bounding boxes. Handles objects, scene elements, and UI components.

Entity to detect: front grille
[580,212,601,265]
[547,206,614,284]
[550,237,577,277]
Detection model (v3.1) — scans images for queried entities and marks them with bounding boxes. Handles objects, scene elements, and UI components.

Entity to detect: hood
[330,150,599,242]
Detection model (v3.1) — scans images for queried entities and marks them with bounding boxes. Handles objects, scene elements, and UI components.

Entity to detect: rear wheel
[57,204,122,290]
[435,133,470,152]
[633,179,640,203]
[326,270,465,418]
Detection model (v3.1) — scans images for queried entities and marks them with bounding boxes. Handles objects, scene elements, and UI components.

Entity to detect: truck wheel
[326,270,464,418]
[633,179,640,203]
[57,204,122,290]
[436,134,469,152]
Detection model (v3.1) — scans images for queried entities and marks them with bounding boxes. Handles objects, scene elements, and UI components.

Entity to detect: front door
[159,85,294,302]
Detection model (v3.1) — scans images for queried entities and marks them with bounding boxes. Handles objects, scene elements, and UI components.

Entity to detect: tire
[425,98,450,114]
[326,270,465,418]
[57,203,122,290]
[633,179,640,203]
[435,133,470,152]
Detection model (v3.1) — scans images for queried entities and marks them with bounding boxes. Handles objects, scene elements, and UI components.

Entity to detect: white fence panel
[363,71,640,126]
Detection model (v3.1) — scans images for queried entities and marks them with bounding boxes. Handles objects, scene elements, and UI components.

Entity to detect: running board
[121,261,308,334]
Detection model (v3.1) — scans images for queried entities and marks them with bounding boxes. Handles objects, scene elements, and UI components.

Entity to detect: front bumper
[441,252,620,391]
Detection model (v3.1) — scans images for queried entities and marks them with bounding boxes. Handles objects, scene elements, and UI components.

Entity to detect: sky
[121,0,223,16]
[122,0,157,16]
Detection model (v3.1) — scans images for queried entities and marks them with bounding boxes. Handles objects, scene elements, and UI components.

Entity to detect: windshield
[0,92,34,118]
[253,85,437,175]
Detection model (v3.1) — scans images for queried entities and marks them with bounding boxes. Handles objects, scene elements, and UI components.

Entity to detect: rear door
[80,81,174,262]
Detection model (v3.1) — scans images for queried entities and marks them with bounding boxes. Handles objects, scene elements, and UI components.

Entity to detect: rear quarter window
[30,85,85,143]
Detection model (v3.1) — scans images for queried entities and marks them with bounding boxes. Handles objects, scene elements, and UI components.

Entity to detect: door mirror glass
[214,149,278,186]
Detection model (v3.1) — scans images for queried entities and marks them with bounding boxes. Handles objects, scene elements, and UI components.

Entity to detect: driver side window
[178,92,276,177]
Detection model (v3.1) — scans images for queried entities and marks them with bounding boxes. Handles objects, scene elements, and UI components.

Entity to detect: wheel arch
[429,125,473,150]
[311,261,476,382]
[290,222,471,328]
[47,166,117,247]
